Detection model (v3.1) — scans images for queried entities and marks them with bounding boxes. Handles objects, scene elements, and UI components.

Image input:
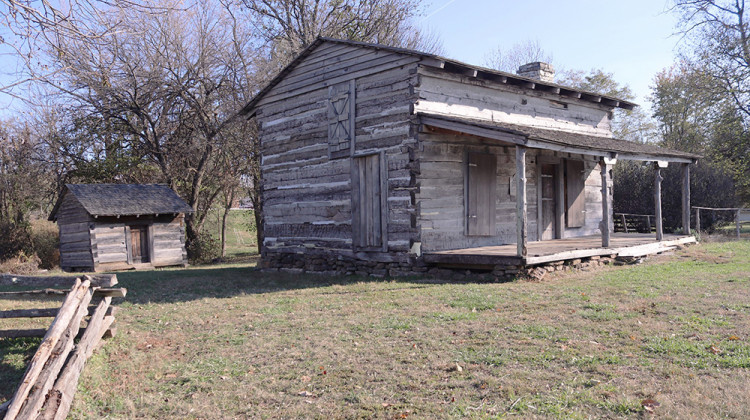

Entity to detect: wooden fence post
[646,215,652,233]
[737,209,741,239]
[621,214,628,233]
[695,208,701,234]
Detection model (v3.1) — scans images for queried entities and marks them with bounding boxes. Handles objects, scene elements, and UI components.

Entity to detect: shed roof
[49,184,193,221]
[419,114,701,163]
[240,37,637,116]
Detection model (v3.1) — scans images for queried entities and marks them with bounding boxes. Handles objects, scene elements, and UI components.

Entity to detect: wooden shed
[49,184,192,272]
[241,38,700,277]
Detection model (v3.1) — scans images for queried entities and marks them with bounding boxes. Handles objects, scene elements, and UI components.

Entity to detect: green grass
[1,241,749,418]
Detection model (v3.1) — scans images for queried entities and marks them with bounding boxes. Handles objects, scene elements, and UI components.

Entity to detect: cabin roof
[240,37,638,116]
[49,184,193,221]
[419,114,701,162]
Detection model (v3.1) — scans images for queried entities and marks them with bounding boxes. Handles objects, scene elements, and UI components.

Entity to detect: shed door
[130,226,150,263]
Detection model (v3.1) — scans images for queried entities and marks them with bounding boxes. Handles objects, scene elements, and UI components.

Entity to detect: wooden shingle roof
[49,184,193,221]
[240,37,638,116]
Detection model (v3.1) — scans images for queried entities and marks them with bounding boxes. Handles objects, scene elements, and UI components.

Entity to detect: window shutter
[467,152,497,236]
[327,80,355,158]
[566,159,586,227]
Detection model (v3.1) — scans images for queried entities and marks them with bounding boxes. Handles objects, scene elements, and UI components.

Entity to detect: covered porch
[423,232,696,267]
[419,114,701,265]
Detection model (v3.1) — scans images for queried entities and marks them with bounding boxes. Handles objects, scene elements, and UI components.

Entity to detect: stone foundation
[260,252,621,282]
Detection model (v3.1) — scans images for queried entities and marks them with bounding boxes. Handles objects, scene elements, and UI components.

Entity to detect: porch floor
[423,233,696,267]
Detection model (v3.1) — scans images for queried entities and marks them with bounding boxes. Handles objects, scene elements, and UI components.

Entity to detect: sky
[0,0,682,116]
[418,0,681,110]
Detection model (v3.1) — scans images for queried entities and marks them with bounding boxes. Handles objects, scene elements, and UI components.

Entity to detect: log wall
[414,67,614,137]
[89,215,187,271]
[257,43,421,262]
[56,193,94,271]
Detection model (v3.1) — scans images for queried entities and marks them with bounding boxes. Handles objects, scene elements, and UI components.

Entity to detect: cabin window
[565,159,586,228]
[327,80,355,159]
[351,153,387,249]
[466,152,497,236]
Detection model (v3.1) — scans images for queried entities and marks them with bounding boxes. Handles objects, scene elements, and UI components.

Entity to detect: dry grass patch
[2,242,749,418]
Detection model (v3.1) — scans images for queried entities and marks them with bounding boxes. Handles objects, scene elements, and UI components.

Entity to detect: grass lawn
[2,242,750,418]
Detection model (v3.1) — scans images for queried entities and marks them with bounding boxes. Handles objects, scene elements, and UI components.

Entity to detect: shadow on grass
[110,263,456,305]
[0,337,41,404]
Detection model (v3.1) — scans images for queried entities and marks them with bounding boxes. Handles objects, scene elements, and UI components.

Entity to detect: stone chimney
[517,62,555,83]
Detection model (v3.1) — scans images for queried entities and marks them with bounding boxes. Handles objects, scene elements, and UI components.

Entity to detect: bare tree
[483,39,553,74]
[672,0,750,119]
[38,0,257,243]
[243,0,442,68]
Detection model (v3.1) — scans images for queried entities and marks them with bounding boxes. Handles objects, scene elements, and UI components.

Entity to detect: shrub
[31,220,60,269]
[186,231,221,264]
[0,251,41,274]
[0,220,33,262]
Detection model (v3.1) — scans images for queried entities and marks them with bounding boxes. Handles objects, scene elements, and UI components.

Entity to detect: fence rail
[614,213,656,234]
[693,206,748,239]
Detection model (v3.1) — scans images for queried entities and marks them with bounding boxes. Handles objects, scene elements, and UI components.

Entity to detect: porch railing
[613,213,656,234]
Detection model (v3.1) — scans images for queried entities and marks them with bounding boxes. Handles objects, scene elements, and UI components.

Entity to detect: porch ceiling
[422,233,697,267]
[419,114,700,163]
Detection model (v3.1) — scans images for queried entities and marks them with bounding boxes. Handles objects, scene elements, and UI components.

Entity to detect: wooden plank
[39,297,113,420]
[0,305,118,320]
[0,274,116,288]
[566,159,586,228]
[0,329,49,338]
[555,163,565,239]
[516,146,527,257]
[654,164,663,241]
[15,288,92,419]
[3,279,90,420]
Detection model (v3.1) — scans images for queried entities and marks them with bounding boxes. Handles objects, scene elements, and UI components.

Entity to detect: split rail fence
[693,207,749,239]
[0,274,126,420]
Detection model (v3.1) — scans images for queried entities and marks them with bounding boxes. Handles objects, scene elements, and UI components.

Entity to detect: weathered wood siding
[56,192,94,271]
[416,127,610,252]
[257,43,420,260]
[89,215,187,271]
[414,67,613,137]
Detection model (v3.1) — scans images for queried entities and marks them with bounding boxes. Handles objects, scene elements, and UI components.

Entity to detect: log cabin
[241,37,700,277]
[49,184,192,272]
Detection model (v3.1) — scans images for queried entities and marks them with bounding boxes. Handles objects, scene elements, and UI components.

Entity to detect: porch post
[681,163,691,235]
[516,145,527,258]
[600,160,611,247]
[654,163,664,241]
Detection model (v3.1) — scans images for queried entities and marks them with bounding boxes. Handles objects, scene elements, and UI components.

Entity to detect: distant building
[49,184,192,272]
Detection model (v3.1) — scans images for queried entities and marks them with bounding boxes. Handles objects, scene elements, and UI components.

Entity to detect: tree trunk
[220,188,235,259]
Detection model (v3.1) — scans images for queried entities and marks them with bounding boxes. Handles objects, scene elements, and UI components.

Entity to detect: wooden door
[130,226,150,263]
[351,154,386,249]
[467,152,497,236]
[540,164,557,240]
